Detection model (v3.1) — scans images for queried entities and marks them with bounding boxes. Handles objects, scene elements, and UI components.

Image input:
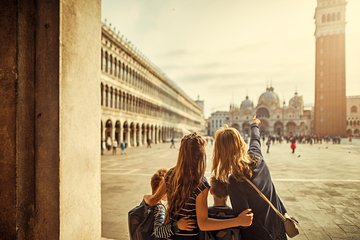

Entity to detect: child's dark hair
[151,168,168,194]
[210,176,228,198]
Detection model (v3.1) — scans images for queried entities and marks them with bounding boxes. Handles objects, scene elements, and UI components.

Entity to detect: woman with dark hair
[144,132,253,239]
[212,116,288,240]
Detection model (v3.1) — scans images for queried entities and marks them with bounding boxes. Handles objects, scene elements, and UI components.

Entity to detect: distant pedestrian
[112,139,118,155]
[290,138,296,154]
[147,138,152,148]
[266,138,271,153]
[170,138,175,148]
[121,141,126,154]
[106,137,112,151]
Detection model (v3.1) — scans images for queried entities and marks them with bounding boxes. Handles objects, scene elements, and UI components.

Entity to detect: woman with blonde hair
[212,116,288,240]
[144,132,253,240]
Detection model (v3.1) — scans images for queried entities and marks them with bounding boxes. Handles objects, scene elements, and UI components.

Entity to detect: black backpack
[128,200,157,240]
[201,207,241,240]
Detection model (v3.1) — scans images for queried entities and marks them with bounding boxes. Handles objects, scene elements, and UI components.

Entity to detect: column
[0,0,101,239]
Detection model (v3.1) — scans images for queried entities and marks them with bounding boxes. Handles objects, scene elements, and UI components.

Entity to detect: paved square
[102,139,360,240]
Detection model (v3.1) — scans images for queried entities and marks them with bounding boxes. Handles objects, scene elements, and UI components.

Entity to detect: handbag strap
[243,177,286,222]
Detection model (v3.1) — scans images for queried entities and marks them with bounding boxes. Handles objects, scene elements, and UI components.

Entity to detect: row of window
[100,83,201,127]
[321,12,341,23]
[101,48,200,117]
[347,120,360,126]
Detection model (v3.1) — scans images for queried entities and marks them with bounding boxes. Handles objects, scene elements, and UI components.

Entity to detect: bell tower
[314,0,347,136]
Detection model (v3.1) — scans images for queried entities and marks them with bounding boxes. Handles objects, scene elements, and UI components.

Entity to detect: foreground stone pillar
[0,0,101,239]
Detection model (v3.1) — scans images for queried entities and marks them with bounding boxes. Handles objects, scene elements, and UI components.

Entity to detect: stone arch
[146,124,150,141]
[105,119,113,150]
[158,126,162,143]
[347,129,352,135]
[136,123,140,146]
[141,123,146,145]
[273,121,284,136]
[150,125,154,142]
[350,120,353,126]
[351,105,357,113]
[115,120,121,144]
[354,129,360,136]
[286,121,296,136]
[130,122,135,147]
[123,121,129,146]
[154,126,158,143]
[256,107,270,118]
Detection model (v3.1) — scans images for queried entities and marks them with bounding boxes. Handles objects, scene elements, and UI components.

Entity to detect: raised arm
[143,179,166,206]
[195,188,253,231]
[248,116,263,160]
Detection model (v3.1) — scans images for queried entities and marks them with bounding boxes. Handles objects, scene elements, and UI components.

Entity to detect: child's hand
[177,217,196,231]
[237,209,253,227]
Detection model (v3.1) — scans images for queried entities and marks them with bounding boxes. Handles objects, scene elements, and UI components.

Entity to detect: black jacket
[228,124,287,240]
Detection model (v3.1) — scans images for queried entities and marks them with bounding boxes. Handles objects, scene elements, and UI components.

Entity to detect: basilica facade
[209,86,312,137]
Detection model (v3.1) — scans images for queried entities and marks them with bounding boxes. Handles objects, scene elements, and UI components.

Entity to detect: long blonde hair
[165,132,206,223]
[212,126,256,182]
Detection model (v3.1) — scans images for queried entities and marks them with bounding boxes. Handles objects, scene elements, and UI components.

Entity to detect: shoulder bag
[243,177,299,238]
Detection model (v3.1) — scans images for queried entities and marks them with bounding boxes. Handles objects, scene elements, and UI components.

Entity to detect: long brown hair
[212,126,256,182]
[165,132,206,223]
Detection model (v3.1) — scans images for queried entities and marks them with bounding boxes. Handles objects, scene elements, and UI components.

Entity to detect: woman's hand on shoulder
[177,217,196,231]
[237,209,253,227]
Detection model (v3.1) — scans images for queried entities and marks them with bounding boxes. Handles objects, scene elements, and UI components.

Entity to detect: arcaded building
[346,96,360,137]
[314,0,347,136]
[100,23,204,147]
[218,86,312,137]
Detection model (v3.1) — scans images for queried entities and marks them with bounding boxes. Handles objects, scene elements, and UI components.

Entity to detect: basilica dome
[289,92,304,109]
[240,96,254,110]
[257,86,280,108]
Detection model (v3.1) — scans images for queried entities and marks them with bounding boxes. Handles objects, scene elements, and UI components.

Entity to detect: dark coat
[228,124,287,240]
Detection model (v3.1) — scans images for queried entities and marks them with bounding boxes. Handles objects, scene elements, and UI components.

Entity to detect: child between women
[143,130,254,239]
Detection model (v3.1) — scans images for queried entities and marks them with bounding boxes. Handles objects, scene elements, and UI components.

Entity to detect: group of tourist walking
[130,115,296,240]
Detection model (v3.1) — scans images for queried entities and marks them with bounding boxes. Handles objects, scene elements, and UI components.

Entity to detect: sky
[102,0,360,117]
